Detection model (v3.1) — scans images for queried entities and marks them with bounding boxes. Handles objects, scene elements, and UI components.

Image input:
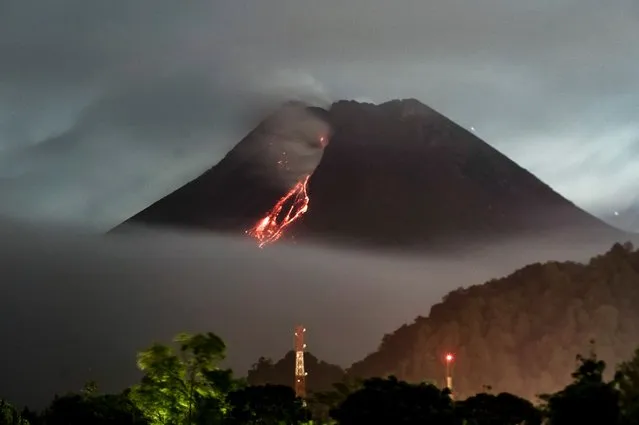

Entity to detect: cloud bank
[0,222,622,407]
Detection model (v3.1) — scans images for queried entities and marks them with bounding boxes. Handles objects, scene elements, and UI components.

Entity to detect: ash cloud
[249,103,332,190]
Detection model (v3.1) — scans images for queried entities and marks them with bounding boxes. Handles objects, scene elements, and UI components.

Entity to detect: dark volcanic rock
[116,103,330,234]
[116,99,623,250]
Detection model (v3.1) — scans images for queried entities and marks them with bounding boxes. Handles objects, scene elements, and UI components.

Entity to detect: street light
[444,353,455,398]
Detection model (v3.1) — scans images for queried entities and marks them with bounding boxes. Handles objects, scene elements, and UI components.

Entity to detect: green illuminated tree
[129,332,236,425]
[0,399,29,425]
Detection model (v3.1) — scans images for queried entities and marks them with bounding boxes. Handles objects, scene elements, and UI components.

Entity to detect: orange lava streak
[246,175,311,248]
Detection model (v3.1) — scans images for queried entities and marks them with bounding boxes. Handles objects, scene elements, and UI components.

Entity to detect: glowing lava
[246,174,311,248]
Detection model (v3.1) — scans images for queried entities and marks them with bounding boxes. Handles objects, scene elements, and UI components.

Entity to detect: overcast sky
[0,0,637,229]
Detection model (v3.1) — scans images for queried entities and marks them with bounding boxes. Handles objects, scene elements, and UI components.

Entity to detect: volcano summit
[117,99,625,252]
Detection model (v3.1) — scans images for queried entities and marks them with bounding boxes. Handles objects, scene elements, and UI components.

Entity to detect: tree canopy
[4,327,639,424]
[0,399,29,425]
[128,332,236,425]
[349,242,639,399]
[247,351,345,395]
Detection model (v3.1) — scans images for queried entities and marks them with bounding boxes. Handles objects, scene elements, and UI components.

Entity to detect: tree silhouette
[330,376,458,425]
[309,378,363,423]
[247,351,344,394]
[616,347,639,424]
[225,384,310,425]
[541,351,620,425]
[458,392,541,425]
[42,391,146,425]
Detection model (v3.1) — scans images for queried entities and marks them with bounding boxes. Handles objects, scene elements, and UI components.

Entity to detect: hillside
[117,99,623,252]
[115,102,330,235]
[247,351,345,395]
[347,242,639,400]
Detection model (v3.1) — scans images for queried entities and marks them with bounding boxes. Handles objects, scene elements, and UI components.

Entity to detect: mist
[0,218,626,407]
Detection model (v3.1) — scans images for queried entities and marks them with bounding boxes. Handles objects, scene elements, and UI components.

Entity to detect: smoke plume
[245,103,332,191]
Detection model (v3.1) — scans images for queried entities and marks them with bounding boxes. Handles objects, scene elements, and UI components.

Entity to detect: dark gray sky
[0,0,637,229]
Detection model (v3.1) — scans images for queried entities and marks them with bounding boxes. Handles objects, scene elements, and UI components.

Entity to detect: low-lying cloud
[0,220,627,407]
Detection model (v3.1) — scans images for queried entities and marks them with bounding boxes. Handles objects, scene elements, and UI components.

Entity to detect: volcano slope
[118,99,626,252]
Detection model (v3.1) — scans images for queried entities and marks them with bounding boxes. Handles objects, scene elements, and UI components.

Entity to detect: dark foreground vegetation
[350,242,639,399]
[2,331,639,425]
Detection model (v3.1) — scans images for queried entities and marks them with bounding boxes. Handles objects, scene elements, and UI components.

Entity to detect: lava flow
[246,174,311,248]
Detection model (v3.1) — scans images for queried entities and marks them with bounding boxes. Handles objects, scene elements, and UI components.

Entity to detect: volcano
[117,99,625,251]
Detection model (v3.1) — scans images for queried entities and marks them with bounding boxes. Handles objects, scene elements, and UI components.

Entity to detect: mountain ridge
[345,242,639,400]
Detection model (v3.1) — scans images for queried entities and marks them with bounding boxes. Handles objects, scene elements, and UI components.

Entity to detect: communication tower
[294,325,307,398]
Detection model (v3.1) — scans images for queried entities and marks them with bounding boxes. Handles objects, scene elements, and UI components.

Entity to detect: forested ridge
[247,351,345,394]
[348,242,639,399]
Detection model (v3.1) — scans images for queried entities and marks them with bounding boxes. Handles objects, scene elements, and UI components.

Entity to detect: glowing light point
[614,211,620,216]
[446,353,454,362]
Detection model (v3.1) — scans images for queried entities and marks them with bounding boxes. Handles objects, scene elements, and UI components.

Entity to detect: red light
[445,354,454,362]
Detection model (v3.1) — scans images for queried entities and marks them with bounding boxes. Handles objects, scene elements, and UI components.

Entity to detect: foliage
[0,399,29,425]
[225,384,310,425]
[246,352,348,423]
[349,242,639,398]
[308,378,364,423]
[247,351,345,394]
[9,327,639,424]
[128,332,235,425]
[457,392,541,425]
[540,351,620,425]
[616,347,639,425]
[41,390,147,425]
[329,376,458,425]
